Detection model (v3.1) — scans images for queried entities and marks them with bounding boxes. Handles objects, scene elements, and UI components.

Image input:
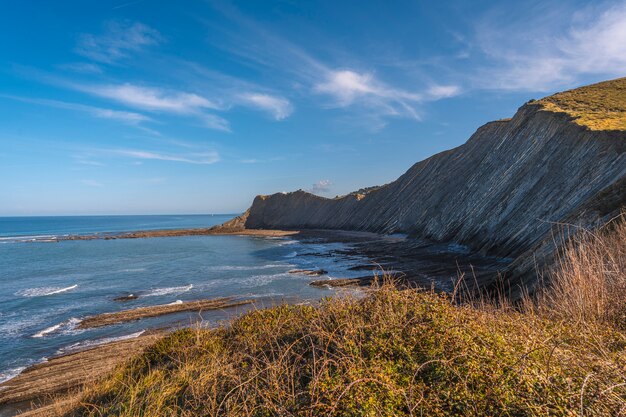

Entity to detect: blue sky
[1,0,625,215]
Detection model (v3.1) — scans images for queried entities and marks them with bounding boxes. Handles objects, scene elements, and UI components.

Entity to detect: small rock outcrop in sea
[228,78,626,293]
[114,293,139,302]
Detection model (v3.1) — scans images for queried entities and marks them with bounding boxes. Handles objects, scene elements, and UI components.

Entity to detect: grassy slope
[69,289,626,417]
[536,77,626,131]
[68,217,626,417]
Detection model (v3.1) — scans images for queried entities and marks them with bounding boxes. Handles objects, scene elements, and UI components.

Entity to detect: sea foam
[144,284,193,297]
[32,317,81,338]
[16,284,78,297]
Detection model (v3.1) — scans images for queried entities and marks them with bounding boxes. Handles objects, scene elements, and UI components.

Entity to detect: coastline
[59,227,299,241]
[0,225,512,416]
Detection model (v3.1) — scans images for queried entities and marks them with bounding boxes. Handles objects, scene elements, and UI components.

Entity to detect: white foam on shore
[144,284,193,297]
[0,366,26,384]
[32,317,81,338]
[56,330,146,355]
[167,300,183,305]
[0,234,57,242]
[239,273,293,288]
[16,284,78,297]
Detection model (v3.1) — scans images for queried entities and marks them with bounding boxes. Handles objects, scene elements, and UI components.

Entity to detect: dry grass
[51,219,626,417]
[535,77,626,131]
[526,216,626,328]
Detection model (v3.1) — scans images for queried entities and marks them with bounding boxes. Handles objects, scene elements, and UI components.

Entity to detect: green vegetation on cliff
[65,221,626,417]
[536,77,626,131]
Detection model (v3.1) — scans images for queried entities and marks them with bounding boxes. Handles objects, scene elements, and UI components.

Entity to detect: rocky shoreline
[0,226,511,416]
[0,333,163,417]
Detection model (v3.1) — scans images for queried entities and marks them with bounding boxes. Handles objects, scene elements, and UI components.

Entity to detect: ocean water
[0,215,369,384]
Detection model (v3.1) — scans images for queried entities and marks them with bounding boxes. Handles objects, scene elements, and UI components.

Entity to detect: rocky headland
[223,78,626,294]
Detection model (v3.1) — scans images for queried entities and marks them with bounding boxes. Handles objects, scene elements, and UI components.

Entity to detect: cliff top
[536,77,626,131]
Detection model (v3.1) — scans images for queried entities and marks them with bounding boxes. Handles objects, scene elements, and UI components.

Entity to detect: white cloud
[240,93,293,120]
[76,21,162,64]
[201,114,231,132]
[111,149,220,165]
[475,2,626,91]
[82,83,220,113]
[0,94,150,125]
[72,83,230,131]
[427,85,461,100]
[307,179,332,195]
[58,62,103,74]
[315,69,427,120]
[315,71,381,105]
[74,158,106,167]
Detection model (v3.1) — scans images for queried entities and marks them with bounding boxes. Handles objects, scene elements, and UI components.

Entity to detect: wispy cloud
[307,179,332,195]
[0,94,151,125]
[314,69,425,120]
[72,82,230,132]
[240,156,284,164]
[76,21,162,64]
[240,93,293,120]
[58,62,103,74]
[109,149,220,165]
[426,85,461,100]
[200,114,231,132]
[204,6,460,127]
[474,1,626,91]
[74,157,106,167]
[80,83,221,113]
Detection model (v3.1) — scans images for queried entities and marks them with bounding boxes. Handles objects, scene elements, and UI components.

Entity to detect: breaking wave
[0,366,26,384]
[143,284,193,297]
[16,284,78,297]
[32,317,81,338]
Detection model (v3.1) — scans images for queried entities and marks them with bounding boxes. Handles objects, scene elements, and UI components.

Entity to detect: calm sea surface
[0,215,368,383]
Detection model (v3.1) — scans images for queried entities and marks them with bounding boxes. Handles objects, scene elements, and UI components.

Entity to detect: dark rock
[309,276,374,287]
[288,269,328,276]
[114,294,139,302]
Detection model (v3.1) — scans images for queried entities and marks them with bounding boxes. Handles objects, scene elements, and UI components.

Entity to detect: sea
[0,215,370,384]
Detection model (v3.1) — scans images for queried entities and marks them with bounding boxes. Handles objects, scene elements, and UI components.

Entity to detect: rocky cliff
[236,79,626,287]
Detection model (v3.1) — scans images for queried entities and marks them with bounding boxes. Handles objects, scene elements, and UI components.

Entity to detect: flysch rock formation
[224,81,626,293]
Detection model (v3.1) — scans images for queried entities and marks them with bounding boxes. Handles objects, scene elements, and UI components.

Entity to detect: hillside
[237,78,626,290]
[536,77,626,131]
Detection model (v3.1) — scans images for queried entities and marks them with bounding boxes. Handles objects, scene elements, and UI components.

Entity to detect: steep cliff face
[242,82,626,282]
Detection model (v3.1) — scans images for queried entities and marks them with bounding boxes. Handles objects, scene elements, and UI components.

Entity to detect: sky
[1,0,625,215]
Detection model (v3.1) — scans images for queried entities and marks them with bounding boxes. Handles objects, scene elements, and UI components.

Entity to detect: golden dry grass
[536,77,626,131]
[526,216,626,328]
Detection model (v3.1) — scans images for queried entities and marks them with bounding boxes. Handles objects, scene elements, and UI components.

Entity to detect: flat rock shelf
[78,298,254,329]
